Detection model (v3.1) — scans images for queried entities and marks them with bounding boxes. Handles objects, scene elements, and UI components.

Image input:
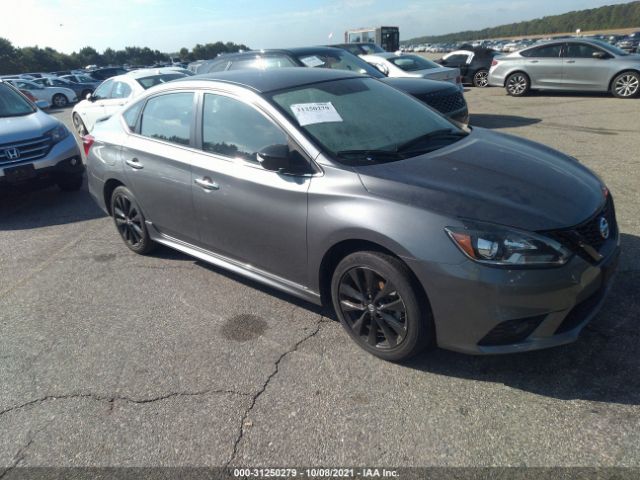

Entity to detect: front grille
[0,136,52,165]
[418,91,466,114]
[546,195,617,263]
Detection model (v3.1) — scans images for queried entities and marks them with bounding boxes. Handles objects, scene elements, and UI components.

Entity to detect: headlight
[445,224,572,267]
[45,124,69,144]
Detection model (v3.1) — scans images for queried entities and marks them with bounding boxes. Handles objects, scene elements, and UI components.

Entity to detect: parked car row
[190,47,468,124]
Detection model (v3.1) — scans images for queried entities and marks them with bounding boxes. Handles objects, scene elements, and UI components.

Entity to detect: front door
[191,92,311,284]
[562,42,613,91]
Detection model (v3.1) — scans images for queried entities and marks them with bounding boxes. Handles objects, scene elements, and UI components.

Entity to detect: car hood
[380,77,457,95]
[0,110,59,143]
[355,128,604,231]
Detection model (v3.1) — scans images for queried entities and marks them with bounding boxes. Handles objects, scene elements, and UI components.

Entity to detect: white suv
[71,68,187,135]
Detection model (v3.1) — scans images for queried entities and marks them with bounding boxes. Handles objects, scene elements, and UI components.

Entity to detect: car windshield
[269,77,465,165]
[387,55,441,71]
[0,83,36,117]
[136,73,186,89]
[590,39,629,56]
[293,51,385,78]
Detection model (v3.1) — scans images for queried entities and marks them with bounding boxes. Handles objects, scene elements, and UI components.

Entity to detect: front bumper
[0,134,83,186]
[405,242,620,355]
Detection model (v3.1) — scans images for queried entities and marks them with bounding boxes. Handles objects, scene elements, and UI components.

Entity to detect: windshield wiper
[395,129,468,154]
[336,149,404,161]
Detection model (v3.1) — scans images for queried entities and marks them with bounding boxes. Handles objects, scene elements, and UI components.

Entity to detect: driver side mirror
[257,144,291,172]
[592,51,608,59]
[86,92,94,101]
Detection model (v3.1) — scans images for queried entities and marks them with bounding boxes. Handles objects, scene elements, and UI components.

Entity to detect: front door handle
[565,60,576,64]
[528,60,539,63]
[195,177,220,191]
[125,158,144,169]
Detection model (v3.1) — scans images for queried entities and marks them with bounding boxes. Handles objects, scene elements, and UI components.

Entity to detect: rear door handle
[566,60,576,64]
[195,177,220,191]
[528,60,539,63]
[125,158,143,169]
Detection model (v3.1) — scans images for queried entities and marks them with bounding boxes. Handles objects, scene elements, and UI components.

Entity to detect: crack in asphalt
[0,388,251,418]
[225,314,328,467]
[0,427,41,480]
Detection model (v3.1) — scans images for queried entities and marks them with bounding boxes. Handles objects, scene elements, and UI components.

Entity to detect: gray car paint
[86,70,619,354]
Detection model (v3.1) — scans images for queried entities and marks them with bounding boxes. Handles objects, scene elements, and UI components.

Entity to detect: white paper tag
[290,102,343,126]
[299,55,325,68]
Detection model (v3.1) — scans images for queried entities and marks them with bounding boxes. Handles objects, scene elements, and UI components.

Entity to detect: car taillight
[82,134,95,156]
[491,59,499,67]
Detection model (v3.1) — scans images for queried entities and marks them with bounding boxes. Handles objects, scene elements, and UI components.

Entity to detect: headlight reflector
[45,123,69,144]
[445,224,571,266]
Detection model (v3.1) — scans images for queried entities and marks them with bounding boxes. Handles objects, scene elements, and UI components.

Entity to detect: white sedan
[360,53,462,88]
[6,79,77,108]
[71,68,187,135]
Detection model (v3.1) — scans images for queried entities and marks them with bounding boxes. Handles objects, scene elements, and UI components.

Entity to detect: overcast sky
[3,0,634,53]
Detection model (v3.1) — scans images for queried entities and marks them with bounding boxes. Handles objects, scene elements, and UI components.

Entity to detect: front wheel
[331,251,434,362]
[611,71,640,98]
[505,72,530,97]
[110,186,156,255]
[52,93,68,108]
[473,69,489,88]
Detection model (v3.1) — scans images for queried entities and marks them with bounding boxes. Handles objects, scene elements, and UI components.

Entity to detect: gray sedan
[84,68,619,361]
[488,39,640,98]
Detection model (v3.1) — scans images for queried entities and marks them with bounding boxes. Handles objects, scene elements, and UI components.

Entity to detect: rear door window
[140,92,194,146]
[521,44,562,58]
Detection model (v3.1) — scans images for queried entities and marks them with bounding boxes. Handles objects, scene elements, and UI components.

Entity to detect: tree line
[0,39,250,75]
[404,0,640,44]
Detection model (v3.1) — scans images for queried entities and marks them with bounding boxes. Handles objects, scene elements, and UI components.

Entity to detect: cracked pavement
[1,88,639,469]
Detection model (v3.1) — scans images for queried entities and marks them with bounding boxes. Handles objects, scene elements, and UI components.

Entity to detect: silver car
[488,39,640,98]
[85,68,619,362]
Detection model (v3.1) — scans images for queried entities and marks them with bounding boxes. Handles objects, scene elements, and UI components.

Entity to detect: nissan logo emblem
[599,217,610,240]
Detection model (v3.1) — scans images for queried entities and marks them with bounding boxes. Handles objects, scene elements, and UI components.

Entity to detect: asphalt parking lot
[1,87,639,472]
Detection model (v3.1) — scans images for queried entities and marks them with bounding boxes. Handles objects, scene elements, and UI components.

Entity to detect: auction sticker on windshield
[299,55,325,67]
[290,102,343,126]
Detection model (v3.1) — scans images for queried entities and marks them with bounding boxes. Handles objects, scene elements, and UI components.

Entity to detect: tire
[52,93,68,108]
[473,69,489,88]
[505,72,530,97]
[110,186,156,255]
[57,173,84,192]
[330,251,434,362]
[72,112,87,136]
[611,71,640,98]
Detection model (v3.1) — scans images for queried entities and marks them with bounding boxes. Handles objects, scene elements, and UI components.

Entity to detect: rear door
[519,43,563,88]
[190,92,311,284]
[121,91,199,243]
[562,42,613,91]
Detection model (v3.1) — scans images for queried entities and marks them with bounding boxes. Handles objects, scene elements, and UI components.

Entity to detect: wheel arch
[608,68,640,91]
[317,238,432,314]
[103,178,125,216]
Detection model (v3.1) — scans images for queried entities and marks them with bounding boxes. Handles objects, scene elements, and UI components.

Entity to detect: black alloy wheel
[110,186,155,254]
[331,251,433,361]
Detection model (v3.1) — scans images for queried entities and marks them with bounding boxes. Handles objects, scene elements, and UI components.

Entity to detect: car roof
[185,67,364,93]
[125,68,189,79]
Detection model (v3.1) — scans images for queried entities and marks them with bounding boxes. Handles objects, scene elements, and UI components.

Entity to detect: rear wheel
[110,186,156,255]
[611,71,640,98]
[331,251,433,362]
[473,69,489,87]
[72,112,87,136]
[52,93,68,108]
[505,72,530,96]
